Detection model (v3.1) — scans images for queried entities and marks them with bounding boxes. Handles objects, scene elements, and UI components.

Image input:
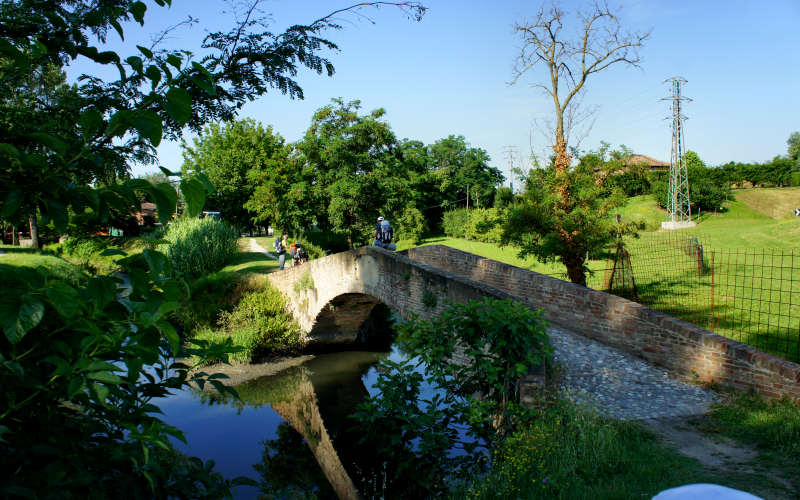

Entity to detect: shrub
[396,206,427,245]
[193,284,302,363]
[160,217,238,281]
[465,398,702,499]
[443,208,507,243]
[302,229,348,254]
[442,209,469,238]
[352,298,552,497]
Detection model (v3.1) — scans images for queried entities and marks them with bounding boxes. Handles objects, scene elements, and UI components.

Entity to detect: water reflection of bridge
[205,352,387,499]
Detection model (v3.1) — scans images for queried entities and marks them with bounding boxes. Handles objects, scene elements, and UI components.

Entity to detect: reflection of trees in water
[254,422,336,500]
[196,350,408,498]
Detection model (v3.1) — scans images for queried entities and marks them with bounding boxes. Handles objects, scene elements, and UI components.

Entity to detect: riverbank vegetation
[352,297,552,497]
[191,284,303,364]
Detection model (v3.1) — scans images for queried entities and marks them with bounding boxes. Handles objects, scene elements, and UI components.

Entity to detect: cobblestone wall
[405,245,800,401]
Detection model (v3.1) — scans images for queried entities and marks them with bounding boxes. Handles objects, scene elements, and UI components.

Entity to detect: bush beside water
[192,284,302,363]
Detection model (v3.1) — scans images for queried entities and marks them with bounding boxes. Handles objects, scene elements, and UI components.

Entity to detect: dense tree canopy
[295,99,408,248]
[182,119,291,229]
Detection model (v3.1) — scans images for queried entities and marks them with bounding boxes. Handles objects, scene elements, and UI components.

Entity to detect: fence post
[696,244,703,277]
[710,250,715,330]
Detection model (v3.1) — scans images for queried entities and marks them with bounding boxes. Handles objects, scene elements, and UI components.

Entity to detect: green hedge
[442,208,506,243]
[160,217,238,281]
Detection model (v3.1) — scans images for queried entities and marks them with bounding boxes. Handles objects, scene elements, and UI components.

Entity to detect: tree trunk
[563,252,587,287]
[12,224,18,246]
[29,212,39,249]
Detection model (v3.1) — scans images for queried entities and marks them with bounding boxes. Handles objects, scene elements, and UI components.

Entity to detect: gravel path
[246,237,277,259]
[550,324,718,420]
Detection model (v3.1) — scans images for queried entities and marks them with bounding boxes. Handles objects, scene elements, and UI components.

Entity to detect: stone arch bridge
[265,245,800,401]
[264,246,511,345]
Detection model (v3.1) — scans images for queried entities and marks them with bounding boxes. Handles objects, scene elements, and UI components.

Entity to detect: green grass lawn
[0,245,87,285]
[619,193,800,250]
[733,186,800,220]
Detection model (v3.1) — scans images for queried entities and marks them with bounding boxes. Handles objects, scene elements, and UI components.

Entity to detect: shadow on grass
[0,246,39,254]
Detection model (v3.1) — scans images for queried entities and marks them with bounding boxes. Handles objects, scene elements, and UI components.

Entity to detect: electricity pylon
[503,146,518,192]
[661,77,693,227]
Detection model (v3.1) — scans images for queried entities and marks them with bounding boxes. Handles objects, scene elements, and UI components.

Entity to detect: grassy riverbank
[465,393,799,499]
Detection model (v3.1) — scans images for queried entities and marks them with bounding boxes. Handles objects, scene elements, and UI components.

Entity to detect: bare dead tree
[511,1,649,175]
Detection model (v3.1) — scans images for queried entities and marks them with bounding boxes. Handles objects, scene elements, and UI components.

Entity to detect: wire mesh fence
[580,233,800,363]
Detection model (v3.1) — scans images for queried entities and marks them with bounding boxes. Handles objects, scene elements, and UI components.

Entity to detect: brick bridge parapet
[405,245,800,401]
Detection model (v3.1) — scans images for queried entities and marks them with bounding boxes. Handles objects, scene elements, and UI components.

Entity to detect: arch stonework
[265,246,511,345]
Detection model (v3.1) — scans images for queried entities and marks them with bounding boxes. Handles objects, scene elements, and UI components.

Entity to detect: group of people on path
[274,233,308,270]
[273,215,396,271]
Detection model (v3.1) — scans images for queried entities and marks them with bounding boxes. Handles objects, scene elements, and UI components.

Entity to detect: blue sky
[65,0,800,182]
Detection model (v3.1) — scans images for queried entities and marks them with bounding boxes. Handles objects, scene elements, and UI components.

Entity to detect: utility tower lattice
[661,77,692,223]
[503,146,518,191]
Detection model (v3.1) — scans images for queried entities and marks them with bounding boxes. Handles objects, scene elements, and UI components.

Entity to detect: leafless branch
[149,16,199,51]
[510,0,650,151]
[311,2,427,29]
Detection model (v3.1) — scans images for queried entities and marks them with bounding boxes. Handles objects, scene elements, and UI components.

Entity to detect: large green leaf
[0,294,45,344]
[152,182,178,224]
[45,281,81,319]
[142,249,169,277]
[164,88,192,125]
[126,55,143,74]
[105,109,131,138]
[145,65,161,89]
[157,320,180,356]
[1,189,23,218]
[79,108,104,138]
[137,45,154,59]
[42,198,69,232]
[25,133,67,155]
[131,110,163,146]
[180,177,206,218]
[130,1,147,24]
[87,277,117,311]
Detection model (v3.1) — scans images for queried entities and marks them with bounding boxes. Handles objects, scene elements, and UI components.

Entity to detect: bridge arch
[264,247,513,345]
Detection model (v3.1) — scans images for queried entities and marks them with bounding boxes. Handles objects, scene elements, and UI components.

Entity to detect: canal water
[159,345,421,499]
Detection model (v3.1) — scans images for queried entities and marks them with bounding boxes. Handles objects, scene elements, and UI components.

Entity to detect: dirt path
[245,237,277,259]
[642,416,795,499]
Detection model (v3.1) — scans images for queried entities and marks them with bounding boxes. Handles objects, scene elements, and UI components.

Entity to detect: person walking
[277,233,288,270]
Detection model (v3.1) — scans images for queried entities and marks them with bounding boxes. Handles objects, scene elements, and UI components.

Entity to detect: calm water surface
[159,346,414,499]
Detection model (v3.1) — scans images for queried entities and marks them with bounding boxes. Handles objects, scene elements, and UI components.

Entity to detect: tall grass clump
[192,284,302,364]
[161,217,238,281]
[465,398,707,499]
